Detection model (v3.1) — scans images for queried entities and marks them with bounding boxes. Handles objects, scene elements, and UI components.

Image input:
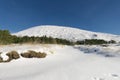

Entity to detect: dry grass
[21,50,37,58]
[21,50,47,58]
[0,49,47,63]
[5,51,20,62]
[0,52,3,62]
[36,52,47,58]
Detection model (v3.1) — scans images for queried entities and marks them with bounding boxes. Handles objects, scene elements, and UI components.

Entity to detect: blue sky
[0,0,120,34]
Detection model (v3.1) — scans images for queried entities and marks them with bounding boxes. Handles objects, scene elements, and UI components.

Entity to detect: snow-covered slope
[0,44,120,80]
[1,25,120,80]
[13,25,120,42]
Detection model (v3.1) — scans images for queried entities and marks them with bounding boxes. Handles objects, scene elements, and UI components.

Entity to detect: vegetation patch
[5,51,20,62]
[0,50,47,63]
[21,50,47,58]
[0,52,3,62]
[0,30,13,45]
[0,29,116,45]
[35,52,47,58]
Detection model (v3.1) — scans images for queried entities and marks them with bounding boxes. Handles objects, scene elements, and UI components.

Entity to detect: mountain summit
[13,25,120,42]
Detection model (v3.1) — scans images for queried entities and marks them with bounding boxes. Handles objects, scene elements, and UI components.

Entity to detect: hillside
[13,25,120,42]
[1,25,120,80]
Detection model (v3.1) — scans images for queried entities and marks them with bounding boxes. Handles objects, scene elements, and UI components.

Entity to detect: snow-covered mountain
[13,25,120,42]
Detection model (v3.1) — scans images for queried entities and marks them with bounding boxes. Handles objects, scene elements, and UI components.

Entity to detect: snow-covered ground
[13,25,120,42]
[0,44,120,80]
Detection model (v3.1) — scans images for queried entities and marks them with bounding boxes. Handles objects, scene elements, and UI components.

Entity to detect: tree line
[76,39,116,45]
[0,29,116,45]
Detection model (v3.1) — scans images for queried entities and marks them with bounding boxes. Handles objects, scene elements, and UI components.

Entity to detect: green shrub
[75,39,108,45]
[108,40,116,44]
[0,30,13,44]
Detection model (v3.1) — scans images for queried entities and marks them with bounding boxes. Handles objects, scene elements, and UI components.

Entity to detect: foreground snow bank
[0,44,120,80]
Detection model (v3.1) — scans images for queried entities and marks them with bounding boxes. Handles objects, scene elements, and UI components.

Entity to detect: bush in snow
[108,40,116,44]
[21,50,37,58]
[35,52,47,58]
[5,51,20,62]
[76,39,108,45]
[0,52,3,62]
[21,50,47,58]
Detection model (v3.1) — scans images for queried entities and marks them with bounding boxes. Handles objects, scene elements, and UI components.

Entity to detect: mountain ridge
[13,25,120,42]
